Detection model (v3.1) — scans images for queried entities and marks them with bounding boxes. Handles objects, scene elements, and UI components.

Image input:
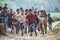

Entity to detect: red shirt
[26,14,36,23]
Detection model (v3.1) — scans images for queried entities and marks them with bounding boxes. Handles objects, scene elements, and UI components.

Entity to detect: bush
[52,22,60,33]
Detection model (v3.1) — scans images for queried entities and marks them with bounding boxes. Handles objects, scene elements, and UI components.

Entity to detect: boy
[48,13,54,30]
[38,10,47,34]
[15,9,21,34]
[26,9,37,36]
[19,9,25,36]
[34,11,39,32]
[25,9,29,34]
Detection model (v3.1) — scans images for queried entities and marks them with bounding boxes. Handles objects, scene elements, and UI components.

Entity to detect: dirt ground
[0,21,60,40]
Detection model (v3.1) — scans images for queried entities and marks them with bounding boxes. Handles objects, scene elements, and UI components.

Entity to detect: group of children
[0,4,54,36]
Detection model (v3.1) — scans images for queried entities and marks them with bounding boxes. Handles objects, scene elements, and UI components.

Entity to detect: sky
[0,0,60,12]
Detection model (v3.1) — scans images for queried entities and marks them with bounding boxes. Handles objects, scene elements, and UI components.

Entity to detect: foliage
[50,13,60,21]
[52,22,60,33]
[0,1,5,7]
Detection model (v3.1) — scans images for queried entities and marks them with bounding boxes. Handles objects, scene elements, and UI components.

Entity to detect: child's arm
[51,17,54,22]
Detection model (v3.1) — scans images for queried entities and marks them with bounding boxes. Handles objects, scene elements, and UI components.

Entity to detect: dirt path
[0,21,60,40]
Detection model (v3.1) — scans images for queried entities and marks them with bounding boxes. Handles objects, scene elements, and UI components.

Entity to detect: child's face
[29,11,32,14]
[17,11,19,14]
[20,10,24,15]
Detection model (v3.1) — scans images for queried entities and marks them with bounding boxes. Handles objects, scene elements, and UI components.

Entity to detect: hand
[26,19,28,21]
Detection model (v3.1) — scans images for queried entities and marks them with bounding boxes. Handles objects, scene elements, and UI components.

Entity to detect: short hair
[48,13,50,15]
[16,9,19,11]
[29,9,32,12]
[20,7,23,10]
[25,9,28,12]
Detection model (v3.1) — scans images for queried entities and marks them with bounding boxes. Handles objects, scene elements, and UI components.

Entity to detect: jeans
[16,22,20,34]
[48,23,52,30]
[29,22,37,36]
[3,17,8,32]
[20,22,25,36]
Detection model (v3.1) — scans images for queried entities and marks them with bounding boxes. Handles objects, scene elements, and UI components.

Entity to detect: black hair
[29,9,32,12]
[25,9,28,12]
[20,7,23,10]
[48,13,50,15]
[16,9,19,11]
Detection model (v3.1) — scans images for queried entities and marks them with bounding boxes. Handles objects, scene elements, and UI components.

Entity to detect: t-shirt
[15,13,25,23]
[19,14,25,23]
[35,15,39,24]
[15,13,21,22]
[26,14,36,23]
[48,17,54,24]
[38,15,44,23]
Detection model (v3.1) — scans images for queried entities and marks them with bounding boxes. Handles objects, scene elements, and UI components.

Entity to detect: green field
[49,12,60,21]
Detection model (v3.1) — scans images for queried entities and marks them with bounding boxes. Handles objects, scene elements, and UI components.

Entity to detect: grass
[50,12,60,21]
[52,22,60,33]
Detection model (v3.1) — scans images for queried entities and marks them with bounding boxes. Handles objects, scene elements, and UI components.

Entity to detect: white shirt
[38,15,44,23]
[19,14,26,23]
[15,13,21,22]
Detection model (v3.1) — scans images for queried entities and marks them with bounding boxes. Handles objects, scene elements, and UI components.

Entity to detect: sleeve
[37,16,40,20]
[25,15,28,21]
[26,15,28,19]
[51,17,54,22]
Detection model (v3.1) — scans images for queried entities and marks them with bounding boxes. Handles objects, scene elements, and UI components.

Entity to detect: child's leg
[4,22,7,32]
[40,23,43,34]
[33,23,37,36]
[24,22,27,34]
[49,23,52,30]
[11,24,14,33]
[44,23,47,34]
[21,23,25,36]
[30,23,33,36]
[16,22,20,34]
[21,30,23,36]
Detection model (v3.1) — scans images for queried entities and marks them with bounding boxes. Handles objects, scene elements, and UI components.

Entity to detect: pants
[48,23,52,30]
[16,22,20,34]
[3,17,8,32]
[21,22,26,36]
[40,22,47,34]
[28,22,37,36]
[4,21,8,32]
[8,20,12,28]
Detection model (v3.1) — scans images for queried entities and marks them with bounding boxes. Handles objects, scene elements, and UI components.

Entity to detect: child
[15,9,21,34]
[19,8,25,36]
[26,9,37,36]
[25,9,29,34]
[48,13,54,31]
[38,10,47,34]
[34,11,39,34]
